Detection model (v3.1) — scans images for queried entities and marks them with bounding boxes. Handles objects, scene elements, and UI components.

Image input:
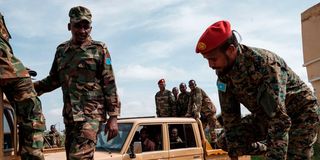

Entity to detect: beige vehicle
[45,117,250,160]
[1,93,250,160]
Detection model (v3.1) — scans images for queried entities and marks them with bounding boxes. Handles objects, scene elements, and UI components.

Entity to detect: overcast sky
[1,0,318,131]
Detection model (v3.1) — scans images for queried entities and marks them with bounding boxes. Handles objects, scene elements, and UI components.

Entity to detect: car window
[3,108,14,150]
[130,124,163,152]
[168,124,196,149]
[96,123,133,152]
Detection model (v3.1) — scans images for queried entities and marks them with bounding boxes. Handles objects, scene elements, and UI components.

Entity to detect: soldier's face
[172,88,179,95]
[171,129,178,138]
[158,83,165,91]
[203,45,237,74]
[179,84,187,93]
[69,20,92,45]
[203,50,228,72]
[140,130,148,140]
[188,82,196,90]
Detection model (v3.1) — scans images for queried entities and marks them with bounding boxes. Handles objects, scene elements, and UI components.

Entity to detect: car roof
[117,117,197,124]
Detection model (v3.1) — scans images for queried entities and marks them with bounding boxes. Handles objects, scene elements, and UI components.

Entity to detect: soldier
[140,128,155,152]
[185,80,217,140]
[172,87,179,101]
[0,12,46,160]
[155,79,176,117]
[48,125,61,147]
[195,20,320,159]
[33,6,120,160]
[170,128,183,143]
[176,83,190,117]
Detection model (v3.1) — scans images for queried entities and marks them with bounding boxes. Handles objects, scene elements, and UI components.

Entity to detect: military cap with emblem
[69,6,92,23]
[196,20,232,54]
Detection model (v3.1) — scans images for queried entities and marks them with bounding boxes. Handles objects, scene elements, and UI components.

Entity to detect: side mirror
[133,142,142,154]
[128,141,141,159]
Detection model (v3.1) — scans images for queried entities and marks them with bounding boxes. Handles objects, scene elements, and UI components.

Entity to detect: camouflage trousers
[0,77,46,160]
[217,103,319,160]
[65,119,101,160]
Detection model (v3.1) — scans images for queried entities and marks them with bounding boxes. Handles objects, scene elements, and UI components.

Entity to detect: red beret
[158,79,165,84]
[196,20,232,54]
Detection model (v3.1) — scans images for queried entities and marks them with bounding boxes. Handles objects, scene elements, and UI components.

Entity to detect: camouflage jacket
[34,38,120,123]
[176,91,190,117]
[187,87,216,116]
[217,44,318,155]
[0,37,29,79]
[155,89,176,117]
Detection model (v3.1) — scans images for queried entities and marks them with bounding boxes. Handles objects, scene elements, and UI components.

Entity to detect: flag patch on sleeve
[106,58,111,65]
[217,81,227,92]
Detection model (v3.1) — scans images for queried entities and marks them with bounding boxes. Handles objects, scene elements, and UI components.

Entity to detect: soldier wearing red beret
[196,20,319,159]
[155,79,176,117]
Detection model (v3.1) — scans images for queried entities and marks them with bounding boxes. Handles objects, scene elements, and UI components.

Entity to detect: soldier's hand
[185,113,192,117]
[105,116,118,141]
[194,112,201,119]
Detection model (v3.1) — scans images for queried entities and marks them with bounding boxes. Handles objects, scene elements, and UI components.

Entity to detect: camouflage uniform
[34,6,120,160]
[217,44,320,159]
[186,87,217,131]
[216,114,268,155]
[176,91,190,117]
[0,13,45,160]
[48,126,61,147]
[155,89,176,117]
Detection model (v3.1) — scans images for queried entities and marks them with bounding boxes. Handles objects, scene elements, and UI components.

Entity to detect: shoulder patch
[217,81,227,92]
[105,57,111,65]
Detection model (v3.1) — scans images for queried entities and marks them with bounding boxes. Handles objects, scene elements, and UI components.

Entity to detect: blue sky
[1,0,318,131]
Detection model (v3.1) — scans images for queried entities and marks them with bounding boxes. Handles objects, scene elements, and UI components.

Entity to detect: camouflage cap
[69,6,92,23]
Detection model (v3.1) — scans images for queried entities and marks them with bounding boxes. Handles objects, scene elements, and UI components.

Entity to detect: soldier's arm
[33,52,61,95]
[100,47,120,140]
[257,55,291,159]
[185,96,193,117]
[155,94,160,117]
[194,88,203,115]
[100,47,120,118]
[169,91,176,116]
[217,79,241,158]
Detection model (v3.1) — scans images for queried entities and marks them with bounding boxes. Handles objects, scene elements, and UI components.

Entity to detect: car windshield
[96,123,133,152]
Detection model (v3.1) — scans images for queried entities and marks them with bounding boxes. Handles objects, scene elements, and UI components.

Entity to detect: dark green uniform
[155,89,176,117]
[186,87,217,135]
[176,91,190,117]
[0,37,45,160]
[217,44,320,159]
[34,38,120,159]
